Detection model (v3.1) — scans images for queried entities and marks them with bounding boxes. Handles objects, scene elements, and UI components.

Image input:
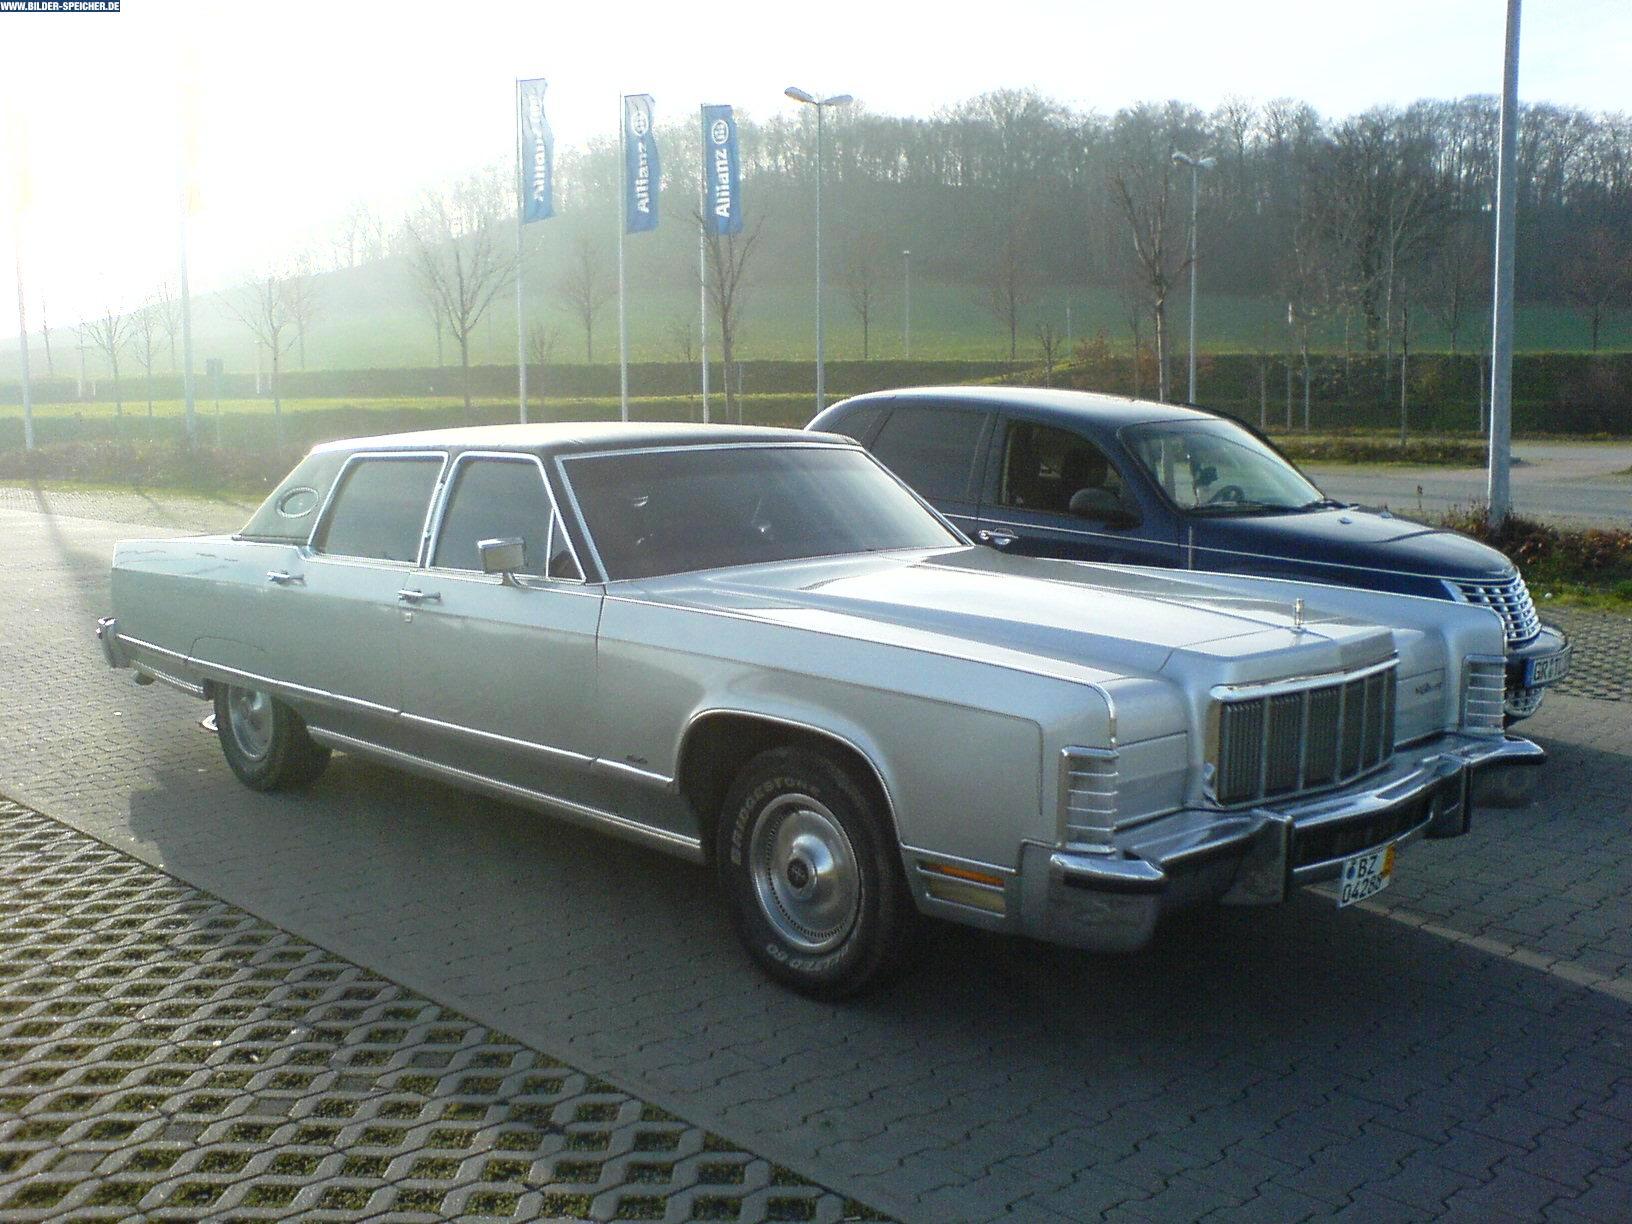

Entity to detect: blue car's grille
[1455,575,1540,645]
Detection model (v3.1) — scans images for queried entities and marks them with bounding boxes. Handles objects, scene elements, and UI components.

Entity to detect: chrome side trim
[306,727,703,862]
[592,757,677,790]
[117,634,394,716]
[399,711,594,767]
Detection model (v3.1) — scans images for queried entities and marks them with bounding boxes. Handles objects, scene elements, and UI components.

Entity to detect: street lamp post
[902,249,911,359]
[1171,150,1215,404]
[785,86,852,412]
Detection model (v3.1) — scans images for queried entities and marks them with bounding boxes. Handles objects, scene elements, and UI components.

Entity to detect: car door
[974,418,1180,566]
[397,452,604,803]
[277,450,448,748]
[868,402,992,536]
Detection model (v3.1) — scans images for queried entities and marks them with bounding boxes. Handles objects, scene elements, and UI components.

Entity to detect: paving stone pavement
[0,802,877,1223]
[3,489,1632,1222]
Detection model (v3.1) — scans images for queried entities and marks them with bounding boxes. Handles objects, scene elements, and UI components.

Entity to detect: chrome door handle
[266,570,305,586]
[396,588,441,605]
[977,530,1016,547]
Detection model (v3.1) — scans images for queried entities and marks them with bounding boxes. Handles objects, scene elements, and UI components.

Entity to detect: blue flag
[519,78,554,224]
[624,94,659,234]
[701,104,742,236]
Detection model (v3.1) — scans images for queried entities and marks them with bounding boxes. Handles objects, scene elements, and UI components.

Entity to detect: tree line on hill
[39,90,1632,422]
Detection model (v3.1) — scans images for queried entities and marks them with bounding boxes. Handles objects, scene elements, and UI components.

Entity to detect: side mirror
[1068,488,1140,528]
[478,537,526,579]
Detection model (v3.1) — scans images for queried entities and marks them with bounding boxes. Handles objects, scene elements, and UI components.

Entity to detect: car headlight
[1059,747,1118,850]
[1461,655,1506,735]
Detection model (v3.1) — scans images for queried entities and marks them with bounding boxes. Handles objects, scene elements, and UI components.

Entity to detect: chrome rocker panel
[1021,731,1544,954]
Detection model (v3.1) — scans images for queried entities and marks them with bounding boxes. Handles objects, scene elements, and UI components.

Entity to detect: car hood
[629,546,1397,687]
[1192,507,1514,582]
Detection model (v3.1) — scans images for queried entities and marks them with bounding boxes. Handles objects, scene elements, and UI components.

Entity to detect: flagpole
[515,78,528,424]
[179,205,197,450]
[616,95,629,422]
[699,110,710,425]
[13,238,33,452]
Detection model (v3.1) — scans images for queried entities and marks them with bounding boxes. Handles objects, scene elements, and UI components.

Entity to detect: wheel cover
[226,687,275,762]
[748,792,861,955]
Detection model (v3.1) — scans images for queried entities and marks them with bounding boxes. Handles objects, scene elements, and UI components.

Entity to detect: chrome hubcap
[748,793,860,954]
[226,687,274,762]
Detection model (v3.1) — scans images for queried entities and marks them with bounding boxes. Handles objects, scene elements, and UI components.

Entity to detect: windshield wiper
[1296,498,1350,511]
[1188,499,1278,515]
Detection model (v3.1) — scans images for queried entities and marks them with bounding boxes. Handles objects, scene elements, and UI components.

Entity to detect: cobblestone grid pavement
[3,487,1632,1222]
[0,801,877,1223]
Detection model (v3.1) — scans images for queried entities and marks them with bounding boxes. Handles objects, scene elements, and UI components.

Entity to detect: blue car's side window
[998,422,1127,515]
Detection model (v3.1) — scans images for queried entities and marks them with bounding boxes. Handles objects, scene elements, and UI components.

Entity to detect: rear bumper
[96,616,131,669]
[1021,731,1543,953]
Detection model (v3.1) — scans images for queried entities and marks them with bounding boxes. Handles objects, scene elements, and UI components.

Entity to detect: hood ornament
[1293,598,1307,633]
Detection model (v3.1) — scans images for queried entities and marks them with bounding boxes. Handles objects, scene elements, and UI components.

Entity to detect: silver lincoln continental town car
[98,423,1542,996]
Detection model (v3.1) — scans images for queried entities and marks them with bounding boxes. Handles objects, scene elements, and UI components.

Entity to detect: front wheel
[213,683,330,792]
[718,747,918,999]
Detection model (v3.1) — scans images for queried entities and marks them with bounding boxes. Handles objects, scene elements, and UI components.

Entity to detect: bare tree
[1426,215,1489,355]
[985,219,1037,361]
[528,322,563,368]
[1565,226,1632,352]
[843,232,881,360]
[699,212,765,423]
[1281,200,1332,430]
[333,202,386,269]
[1036,321,1063,385]
[404,166,518,410]
[81,306,134,423]
[666,315,696,365]
[284,257,323,370]
[557,233,615,363]
[226,273,298,434]
[1108,104,1200,401]
[153,281,183,370]
[133,301,161,417]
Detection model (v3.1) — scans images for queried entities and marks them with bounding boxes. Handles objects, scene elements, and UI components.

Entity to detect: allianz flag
[701,104,742,236]
[624,94,659,234]
[519,78,555,224]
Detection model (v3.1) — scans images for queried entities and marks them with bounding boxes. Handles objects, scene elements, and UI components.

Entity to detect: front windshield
[564,444,961,580]
[1124,419,1324,513]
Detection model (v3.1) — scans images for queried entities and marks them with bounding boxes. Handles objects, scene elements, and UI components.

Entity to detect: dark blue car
[809,387,1570,724]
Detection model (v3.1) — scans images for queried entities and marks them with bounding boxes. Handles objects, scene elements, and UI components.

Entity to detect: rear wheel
[213,684,330,792]
[718,746,918,999]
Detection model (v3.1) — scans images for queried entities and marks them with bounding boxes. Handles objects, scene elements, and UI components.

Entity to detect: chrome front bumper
[1021,731,1544,953]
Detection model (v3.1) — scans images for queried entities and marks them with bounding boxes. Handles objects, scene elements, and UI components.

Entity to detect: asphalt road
[4,493,1632,1222]
[1305,442,1632,529]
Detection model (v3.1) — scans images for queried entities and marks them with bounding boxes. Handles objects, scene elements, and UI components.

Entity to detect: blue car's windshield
[1124,419,1323,513]
[564,444,961,580]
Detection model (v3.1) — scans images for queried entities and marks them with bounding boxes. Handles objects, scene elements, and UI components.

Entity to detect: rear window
[871,405,985,502]
[315,456,444,562]
[564,445,958,580]
[238,450,349,543]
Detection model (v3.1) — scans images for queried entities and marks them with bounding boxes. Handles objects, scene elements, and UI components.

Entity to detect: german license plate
[1525,648,1570,687]
[1337,843,1396,908]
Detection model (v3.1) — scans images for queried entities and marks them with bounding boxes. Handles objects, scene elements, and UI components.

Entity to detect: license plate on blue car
[1525,648,1570,687]
[1337,844,1396,908]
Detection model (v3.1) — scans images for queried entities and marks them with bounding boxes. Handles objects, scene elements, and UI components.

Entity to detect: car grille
[1212,666,1397,807]
[1455,574,1540,645]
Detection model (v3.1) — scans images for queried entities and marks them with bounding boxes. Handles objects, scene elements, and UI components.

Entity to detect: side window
[432,458,582,580]
[870,406,985,502]
[824,403,887,445]
[999,423,1126,514]
[315,456,443,562]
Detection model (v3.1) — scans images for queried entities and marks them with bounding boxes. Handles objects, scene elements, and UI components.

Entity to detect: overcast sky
[3,0,1629,338]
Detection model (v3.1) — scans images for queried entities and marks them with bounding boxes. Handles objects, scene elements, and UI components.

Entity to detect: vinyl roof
[312,421,842,456]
